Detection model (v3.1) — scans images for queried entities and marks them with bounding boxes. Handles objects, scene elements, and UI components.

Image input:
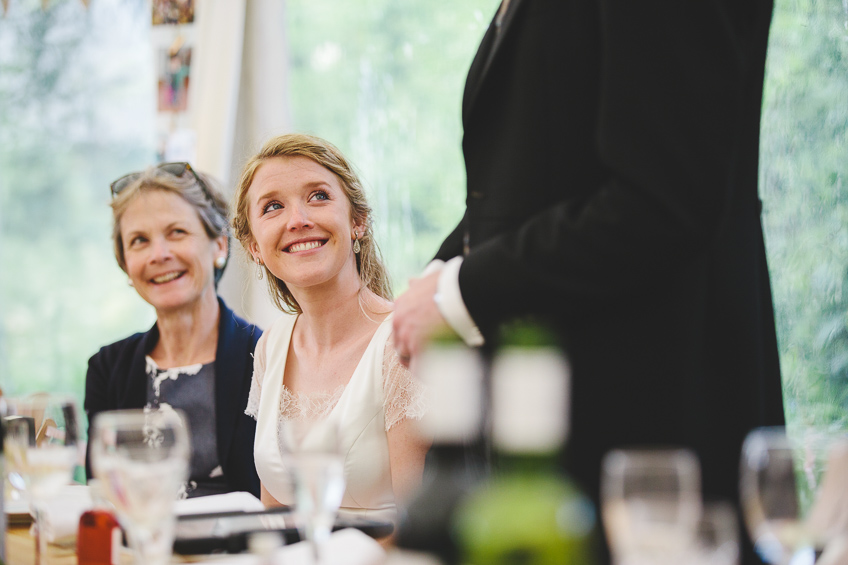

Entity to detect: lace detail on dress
[279,384,346,421]
[383,341,427,431]
[245,332,268,420]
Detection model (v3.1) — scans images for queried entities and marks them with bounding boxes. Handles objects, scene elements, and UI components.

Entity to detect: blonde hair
[232,133,392,313]
[111,167,230,285]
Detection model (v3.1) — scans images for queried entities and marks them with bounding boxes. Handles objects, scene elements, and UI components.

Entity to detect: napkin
[32,484,93,543]
[33,488,264,544]
[269,528,386,565]
[174,491,264,516]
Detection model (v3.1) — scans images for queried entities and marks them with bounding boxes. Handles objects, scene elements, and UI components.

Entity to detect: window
[0,1,155,401]
[761,0,848,434]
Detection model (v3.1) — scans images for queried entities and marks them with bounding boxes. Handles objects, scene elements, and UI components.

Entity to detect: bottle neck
[494,447,561,475]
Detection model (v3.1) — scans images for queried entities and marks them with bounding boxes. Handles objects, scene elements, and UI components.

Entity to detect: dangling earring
[214,256,227,269]
[353,233,362,254]
[254,256,264,280]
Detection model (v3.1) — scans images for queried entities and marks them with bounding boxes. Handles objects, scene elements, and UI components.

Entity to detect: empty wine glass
[2,394,81,565]
[740,426,848,565]
[277,415,346,564]
[90,408,190,565]
[601,447,702,565]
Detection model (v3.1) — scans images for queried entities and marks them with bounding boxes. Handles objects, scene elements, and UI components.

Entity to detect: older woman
[84,163,261,498]
[233,134,429,522]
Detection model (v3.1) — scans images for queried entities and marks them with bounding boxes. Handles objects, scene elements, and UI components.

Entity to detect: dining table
[4,523,254,565]
[6,523,80,565]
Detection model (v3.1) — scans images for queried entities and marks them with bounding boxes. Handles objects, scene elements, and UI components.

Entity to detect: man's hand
[392,269,449,367]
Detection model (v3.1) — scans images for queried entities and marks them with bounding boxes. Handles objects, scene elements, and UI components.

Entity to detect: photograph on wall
[152,0,194,25]
[158,44,191,112]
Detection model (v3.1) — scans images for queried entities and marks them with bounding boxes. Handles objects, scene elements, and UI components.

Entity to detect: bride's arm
[383,340,431,505]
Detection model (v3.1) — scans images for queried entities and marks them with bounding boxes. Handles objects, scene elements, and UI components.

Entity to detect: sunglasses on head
[110,162,210,199]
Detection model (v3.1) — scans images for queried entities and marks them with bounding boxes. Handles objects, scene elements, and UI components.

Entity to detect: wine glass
[601,447,702,565]
[740,426,848,565]
[277,415,346,563]
[689,502,741,565]
[1,394,81,565]
[90,408,190,565]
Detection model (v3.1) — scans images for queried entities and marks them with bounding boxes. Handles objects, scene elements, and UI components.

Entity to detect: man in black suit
[393,0,785,562]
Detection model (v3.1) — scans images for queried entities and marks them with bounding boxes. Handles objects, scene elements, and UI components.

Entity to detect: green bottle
[452,321,597,565]
[395,329,486,564]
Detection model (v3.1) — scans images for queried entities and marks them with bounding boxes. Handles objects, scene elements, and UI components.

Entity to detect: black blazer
[436,1,784,562]
[84,297,261,498]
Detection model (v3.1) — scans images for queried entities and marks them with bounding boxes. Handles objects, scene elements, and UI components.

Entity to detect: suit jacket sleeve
[457,0,769,333]
[84,347,110,480]
[434,210,467,262]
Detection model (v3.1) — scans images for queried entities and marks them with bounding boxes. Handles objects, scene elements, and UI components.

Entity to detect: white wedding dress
[246,312,425,523]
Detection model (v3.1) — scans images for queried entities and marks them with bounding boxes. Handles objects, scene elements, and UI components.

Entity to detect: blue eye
[310,190,329,201]
[262,201,283,214]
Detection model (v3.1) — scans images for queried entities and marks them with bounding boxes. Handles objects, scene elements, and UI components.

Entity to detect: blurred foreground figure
[393,1,785,563]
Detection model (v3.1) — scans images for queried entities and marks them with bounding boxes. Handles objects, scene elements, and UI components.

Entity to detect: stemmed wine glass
[90,408,190,565]
[2,394,81,565]
[277,416,346,564]
[740,426,848,565]
[601,447,703,565]
[690,502,741,565]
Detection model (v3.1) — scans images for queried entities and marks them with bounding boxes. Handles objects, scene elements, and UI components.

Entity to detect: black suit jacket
[436,1,784,562]
[84,297,261,498]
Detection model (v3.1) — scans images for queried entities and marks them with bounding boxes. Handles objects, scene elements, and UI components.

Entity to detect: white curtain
[190,0,290,330]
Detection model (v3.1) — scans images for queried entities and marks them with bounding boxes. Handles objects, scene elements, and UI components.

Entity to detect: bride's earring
[254,256,264,280]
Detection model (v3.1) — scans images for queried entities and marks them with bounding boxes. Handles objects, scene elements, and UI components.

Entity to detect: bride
[232,133,430,523]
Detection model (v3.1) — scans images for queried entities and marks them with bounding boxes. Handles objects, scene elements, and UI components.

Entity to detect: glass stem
[33,503,48,565]
[128,522,173,565]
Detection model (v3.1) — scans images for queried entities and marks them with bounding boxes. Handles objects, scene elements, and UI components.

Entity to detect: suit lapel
[123,324,158,409]
[463,0,526,117]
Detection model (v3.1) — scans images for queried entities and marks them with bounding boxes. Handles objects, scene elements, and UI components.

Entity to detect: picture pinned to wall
[158,39,191,112]
[152,0,194,26]
[151,2,197,164]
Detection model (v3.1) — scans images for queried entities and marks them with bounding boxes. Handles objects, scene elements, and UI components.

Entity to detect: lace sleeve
[382,339,427,431]
[245,331,268,420]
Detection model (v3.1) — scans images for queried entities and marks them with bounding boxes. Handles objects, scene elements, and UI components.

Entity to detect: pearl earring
[254,256,264,280]
[353,230,362,254]
[214,256,227,269]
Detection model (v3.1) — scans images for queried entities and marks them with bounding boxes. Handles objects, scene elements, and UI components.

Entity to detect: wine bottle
[452,321,598,565]
[393,331,486,565]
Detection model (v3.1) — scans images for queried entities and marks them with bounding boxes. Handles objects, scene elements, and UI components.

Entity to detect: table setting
[5,396,848,565]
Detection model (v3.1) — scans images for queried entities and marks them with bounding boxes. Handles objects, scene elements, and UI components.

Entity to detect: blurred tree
[761,0,848,432]
[0,0,155,399]
[286,0,495,288]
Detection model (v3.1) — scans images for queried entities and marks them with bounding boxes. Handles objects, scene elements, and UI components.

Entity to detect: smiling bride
[232,133,430,526]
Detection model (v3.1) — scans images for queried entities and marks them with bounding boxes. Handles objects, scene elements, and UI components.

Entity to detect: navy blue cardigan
[84,297,261,497]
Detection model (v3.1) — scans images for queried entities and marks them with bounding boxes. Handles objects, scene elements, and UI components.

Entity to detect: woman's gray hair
[110,166,230,285]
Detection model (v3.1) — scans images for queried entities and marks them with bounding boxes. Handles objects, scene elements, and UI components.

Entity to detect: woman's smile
[285,239,327,253]
[150,270,186,284]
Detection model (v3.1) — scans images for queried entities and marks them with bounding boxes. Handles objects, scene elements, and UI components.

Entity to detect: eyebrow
[123,220,187,239]
[253,180,335,204]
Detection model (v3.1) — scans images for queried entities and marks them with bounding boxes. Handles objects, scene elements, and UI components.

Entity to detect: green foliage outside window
[761,0,848,434]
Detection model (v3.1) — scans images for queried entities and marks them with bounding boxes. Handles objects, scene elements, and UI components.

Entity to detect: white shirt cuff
[422,259,446,277]
[434,257,485,347]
